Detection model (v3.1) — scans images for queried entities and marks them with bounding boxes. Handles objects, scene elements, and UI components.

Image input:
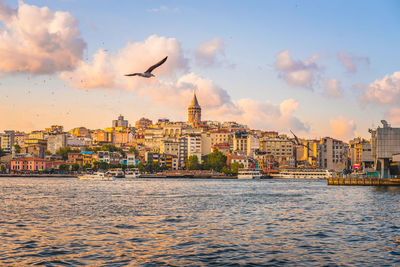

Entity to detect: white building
[370,120,400,177]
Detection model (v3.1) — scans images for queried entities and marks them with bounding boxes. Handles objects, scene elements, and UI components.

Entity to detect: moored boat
[78,172,114,181]
[271,169,332,180]
[106,169,125,178]
[125,168,141,179]
[237,169,262,179]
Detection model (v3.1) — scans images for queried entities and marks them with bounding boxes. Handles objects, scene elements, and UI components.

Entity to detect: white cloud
[323,78,342,98]
[359,71,400,104]
[274,50,321,89]
[0,0,86,74]
[385,107,400,125]
[148,6,179,13]
[338,51,369,73]
[329,116,356,141]
[195,37,226,67]
[60,34,189,90]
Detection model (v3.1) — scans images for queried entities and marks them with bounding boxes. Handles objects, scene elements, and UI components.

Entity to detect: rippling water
[1,178,400,266]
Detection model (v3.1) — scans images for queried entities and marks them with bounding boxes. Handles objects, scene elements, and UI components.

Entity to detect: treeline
[185,150,243,175]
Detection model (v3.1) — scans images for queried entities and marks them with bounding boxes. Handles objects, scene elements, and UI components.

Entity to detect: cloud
[338,51,369,73]
[323,78,342,98]
[0,0,86,74]
[195,37,227,67]
[358,71,400,104]
[329,116,356,140]
[60,34,189,90]
[385,107,400,125]
[274,50,321,89]
[148,6,179,13]
[205,98,309,133]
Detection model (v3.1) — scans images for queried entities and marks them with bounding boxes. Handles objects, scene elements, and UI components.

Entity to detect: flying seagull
[124,56,168,78]
[290,130,311,153]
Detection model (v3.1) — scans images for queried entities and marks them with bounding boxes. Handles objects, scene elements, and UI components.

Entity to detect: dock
[328,177,400,186]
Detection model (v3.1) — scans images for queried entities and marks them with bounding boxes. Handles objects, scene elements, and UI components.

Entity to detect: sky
[0,0,399,141]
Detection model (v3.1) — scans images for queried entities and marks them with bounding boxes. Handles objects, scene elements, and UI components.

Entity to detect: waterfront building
[232,131,249,155]
[14,132,28,147]
[126,153,136,166]
[247,134,260,157]
[294,139,319,168]
[47,133,67,154]
[160,139,180,156]
[1,130,15,154]
[201,133,212,156]
[188,92,201,127]
[318,137,348,171]
[23,138,47,158]
[349,138,374,171]
[68,152,83,165]
[369,120,400,178]
[11,157,48,172]
[227,154,249,169]
[187,134,202,162]
[259,136,293,165]
[112,115,129,128]
[97,151,122,164]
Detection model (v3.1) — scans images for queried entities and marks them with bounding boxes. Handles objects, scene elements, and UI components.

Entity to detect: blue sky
[0,0,399,140]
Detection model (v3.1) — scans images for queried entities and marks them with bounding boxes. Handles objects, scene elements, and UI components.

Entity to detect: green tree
[93,161,109,170]
[160,164,168,171]
[230,162,244,175]
[185,155,201,170]
[71,163,80,171]
[58,164,70,172]
[202,150,227,172]
[222,166,231,175]
[45,150,52,155]
[84,163,92,169]
[56,147,80,160]
[1,165,6,173]
[14,144,21,154]
[128,147,139,157]
[137,162,145,173]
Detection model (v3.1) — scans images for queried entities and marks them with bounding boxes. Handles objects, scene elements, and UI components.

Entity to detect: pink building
[11,157,49,172]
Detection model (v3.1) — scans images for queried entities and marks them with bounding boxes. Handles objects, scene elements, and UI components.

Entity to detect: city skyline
[0,0,399,140]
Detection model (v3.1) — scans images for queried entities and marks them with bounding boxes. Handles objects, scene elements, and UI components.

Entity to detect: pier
[328,177,400,186]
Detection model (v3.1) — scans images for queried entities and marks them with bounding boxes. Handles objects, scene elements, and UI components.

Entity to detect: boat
[124,168,141,179]
[237,169,262,179]
[271,169,332,180]
[106,169,125,178]
[78,172,114,181]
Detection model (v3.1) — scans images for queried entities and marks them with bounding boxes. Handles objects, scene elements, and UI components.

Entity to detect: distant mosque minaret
[188,91,201,127]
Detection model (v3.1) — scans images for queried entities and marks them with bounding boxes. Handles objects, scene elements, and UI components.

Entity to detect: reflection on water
[0,178,400,265]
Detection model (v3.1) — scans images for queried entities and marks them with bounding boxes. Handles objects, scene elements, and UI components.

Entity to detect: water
[0,178,400,266]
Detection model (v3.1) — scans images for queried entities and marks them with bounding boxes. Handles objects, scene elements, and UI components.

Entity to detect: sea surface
[0,178,400,266]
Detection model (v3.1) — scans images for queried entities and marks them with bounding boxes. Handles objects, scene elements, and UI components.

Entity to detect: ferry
[271,169,332,180]
[78,172,115,181]
[125,168,141,179]
[237,169,263,179]
[106,169,125,178]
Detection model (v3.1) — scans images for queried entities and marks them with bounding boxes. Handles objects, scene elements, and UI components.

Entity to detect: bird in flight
[124,56,168,78]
